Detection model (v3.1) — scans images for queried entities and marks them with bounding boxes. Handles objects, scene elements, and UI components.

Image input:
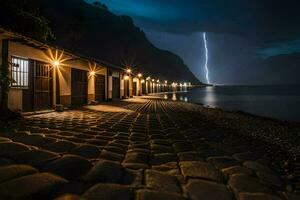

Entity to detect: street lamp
[126,69,132,74]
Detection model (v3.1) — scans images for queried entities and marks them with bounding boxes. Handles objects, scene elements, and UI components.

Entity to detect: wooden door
[112,77,120,99]
[95,74,105,102]
[71,69,87,106]
[133,82,137,96]
[34,61,53,110]
[142,82,146,94]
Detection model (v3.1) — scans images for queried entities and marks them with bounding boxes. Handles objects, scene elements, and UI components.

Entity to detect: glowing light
[157,79,160,83]
[126,69,132,74]
[137,73,142,78]
[88,62,105,78]
[90,71,96,76]
[46,49,69,69]
[165,80,168,84]
[152,79,155,82]
[172,93,177,101]
[141,79,145,83]
[203,32,210,84]
[184,83,187,87]
[53,61,60,67]
[146,77,151,80]
[124,75,129,80]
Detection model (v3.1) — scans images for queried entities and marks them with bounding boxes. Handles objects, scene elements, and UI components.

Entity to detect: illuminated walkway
[0,99,298,199]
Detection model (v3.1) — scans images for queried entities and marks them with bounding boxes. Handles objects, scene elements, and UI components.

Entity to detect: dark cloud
[95,0,300,42]
[86,0,300,84]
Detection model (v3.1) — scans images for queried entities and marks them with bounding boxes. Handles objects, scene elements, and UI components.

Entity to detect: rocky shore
[0,98,299,199]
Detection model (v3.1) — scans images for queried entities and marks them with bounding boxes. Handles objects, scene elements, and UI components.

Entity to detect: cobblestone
[238,192,282,200]
[82,183,134,200]
[145,169,181,193]
[180,161,223,182]
[0,172,67,199]
[229,174,273,195]
[136,189,187,200]
[0,99,289,199]
[185,179,233,200]
[0,164,38,183]
[83,160,125,183]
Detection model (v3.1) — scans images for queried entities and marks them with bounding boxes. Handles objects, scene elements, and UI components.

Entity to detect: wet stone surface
[0,99,296,199]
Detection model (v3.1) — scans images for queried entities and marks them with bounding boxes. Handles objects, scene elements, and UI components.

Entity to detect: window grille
[11,57,29,88]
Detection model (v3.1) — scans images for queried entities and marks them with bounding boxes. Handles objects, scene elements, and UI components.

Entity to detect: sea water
[159,85,300,122]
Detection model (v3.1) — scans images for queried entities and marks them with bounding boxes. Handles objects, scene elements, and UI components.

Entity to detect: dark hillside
[0,0,200,83]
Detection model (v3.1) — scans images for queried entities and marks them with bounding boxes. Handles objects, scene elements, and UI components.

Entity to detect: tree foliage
[92,1,108,10]
[0,0,54,41]
[0,63,10,111]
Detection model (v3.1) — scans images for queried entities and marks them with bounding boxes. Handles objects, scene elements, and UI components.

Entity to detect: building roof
[0,27,125,71]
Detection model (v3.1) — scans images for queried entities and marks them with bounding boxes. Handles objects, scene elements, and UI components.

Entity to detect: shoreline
[141,93,300,165]
[0,98,299,198]
[144,91,300,124]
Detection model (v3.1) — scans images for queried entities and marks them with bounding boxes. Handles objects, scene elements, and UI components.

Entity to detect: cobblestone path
[0,99,298,200]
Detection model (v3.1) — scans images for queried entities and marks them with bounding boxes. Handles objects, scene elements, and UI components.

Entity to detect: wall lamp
[90,71,96,76]
[53,60,60,67]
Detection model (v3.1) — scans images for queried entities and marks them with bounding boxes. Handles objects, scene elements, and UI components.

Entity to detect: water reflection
[172,93,177,101]
[162,92,189,102]
[203,86,217,104]
[156,85,300,121]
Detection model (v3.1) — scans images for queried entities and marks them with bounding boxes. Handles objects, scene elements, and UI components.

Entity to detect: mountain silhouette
[35,0,201,83]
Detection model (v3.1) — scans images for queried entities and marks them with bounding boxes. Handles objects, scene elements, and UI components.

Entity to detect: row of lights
[52,61,189,87]
[125,68,189,87]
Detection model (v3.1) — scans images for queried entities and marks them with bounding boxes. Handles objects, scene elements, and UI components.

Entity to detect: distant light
[53,61,60,67]
[146,76,151,80]
[157,79,160,83]
[137,73,142,78]
[165,80,168,84]
[126,69,132,74]
[90,71,96,76]
[184,83,187,87]
[141,79,145,83]
[124,75,129,80]
[152,79,155,82]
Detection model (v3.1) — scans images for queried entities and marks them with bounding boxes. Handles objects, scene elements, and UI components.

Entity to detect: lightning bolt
[203,32,210,84]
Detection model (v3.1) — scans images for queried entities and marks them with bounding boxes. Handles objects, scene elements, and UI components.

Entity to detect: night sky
[86,0,300,85]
